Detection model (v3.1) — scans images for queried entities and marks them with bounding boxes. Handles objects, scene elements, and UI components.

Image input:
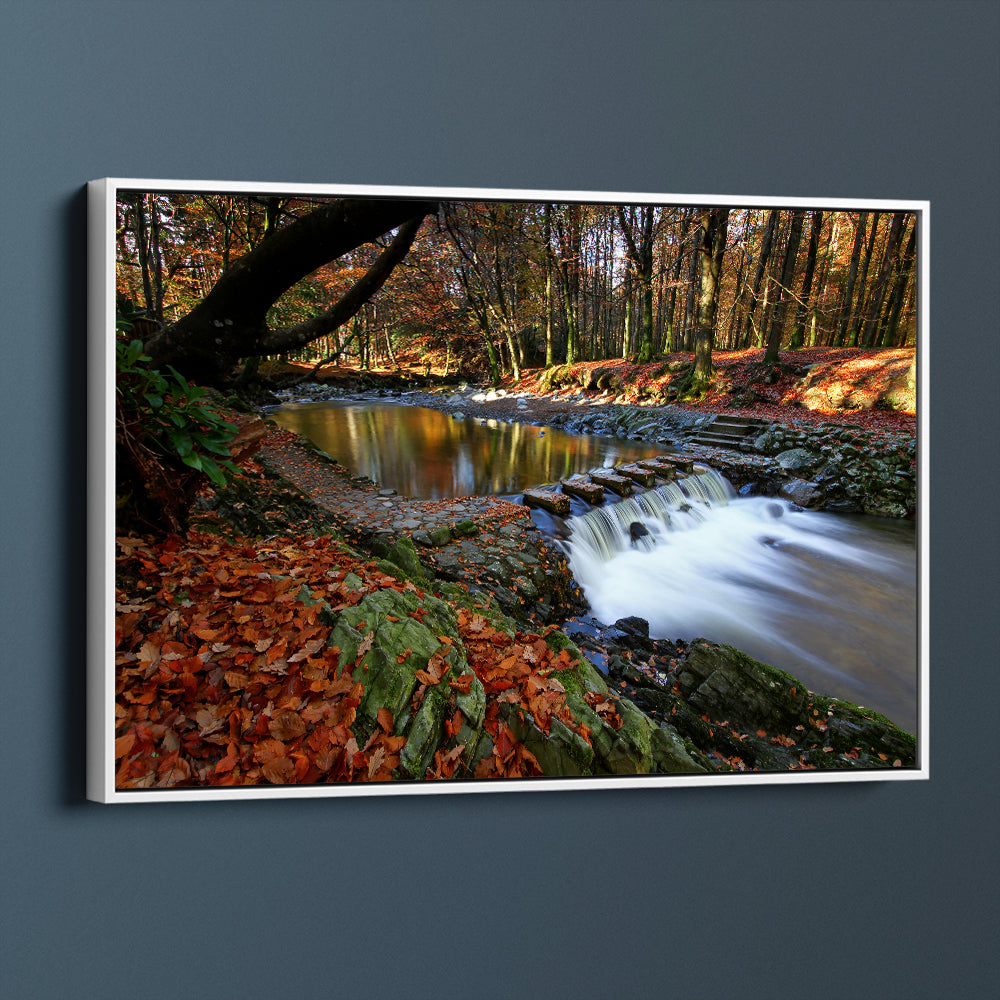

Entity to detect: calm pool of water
[269,399,665,498]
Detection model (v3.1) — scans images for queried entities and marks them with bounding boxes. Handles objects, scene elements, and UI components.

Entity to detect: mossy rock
[677,641,809,733]
[501,704,595,777]
[400,684,451,778]
[371,535,432,581]
[327,587,485,729]
[650,724,708,773]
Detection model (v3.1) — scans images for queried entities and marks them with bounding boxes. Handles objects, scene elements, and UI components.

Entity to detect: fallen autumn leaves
[114,530,611,788]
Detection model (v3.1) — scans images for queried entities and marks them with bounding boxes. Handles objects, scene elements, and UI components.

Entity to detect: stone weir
[248,429,736,624]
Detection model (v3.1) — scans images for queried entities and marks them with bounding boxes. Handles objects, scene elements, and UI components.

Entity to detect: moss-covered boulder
[676,641,810,733]
[327,587,485,733]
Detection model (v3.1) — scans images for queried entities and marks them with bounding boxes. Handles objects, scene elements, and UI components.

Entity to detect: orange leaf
[376,707,394,733]
[355,631,374,661]
[262,756,294,783]
[214,749,239,774]
[450,673,474,694]
[114,731,136,759]
[268,710,306,742]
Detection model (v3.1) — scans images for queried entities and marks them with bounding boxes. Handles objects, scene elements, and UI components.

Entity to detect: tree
[616,205,659,362]
[880,215,917,347]
[835,211,867,346]
[788,211,824,349]
[552,204,582,365]
[143,197,436,385]
[763,209,806,368]
[739,209,779,349]
[861,211,906,347]
[687,208,730,395]
[848,211,881,346]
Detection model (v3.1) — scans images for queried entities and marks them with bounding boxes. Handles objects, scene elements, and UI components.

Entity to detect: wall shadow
[60,186,91,805]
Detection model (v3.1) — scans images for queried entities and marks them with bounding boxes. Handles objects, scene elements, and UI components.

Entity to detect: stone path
[259,428,583,622]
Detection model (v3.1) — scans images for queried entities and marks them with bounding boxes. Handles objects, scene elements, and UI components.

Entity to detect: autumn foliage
[114,528,613,788]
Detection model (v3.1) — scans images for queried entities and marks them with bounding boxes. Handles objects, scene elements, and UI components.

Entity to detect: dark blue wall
[1,2,996,996]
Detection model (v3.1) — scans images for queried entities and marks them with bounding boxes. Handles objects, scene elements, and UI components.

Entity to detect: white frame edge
[88,178,930,803]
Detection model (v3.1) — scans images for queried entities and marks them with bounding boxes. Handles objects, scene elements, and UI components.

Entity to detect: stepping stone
[522,488,571,515]
[589,470,633,496]
[653,454,695,473]
[616,464,657,487]
[637,458,678,479]
[560,478,605,504]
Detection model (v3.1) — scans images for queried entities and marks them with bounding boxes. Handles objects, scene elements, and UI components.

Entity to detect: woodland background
[1,1,997,998]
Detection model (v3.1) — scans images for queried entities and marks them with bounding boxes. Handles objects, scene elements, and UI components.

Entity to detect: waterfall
[564,468,734,562]
[561,470,917,731]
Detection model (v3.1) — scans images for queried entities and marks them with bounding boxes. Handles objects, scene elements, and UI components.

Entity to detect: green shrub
[116,333,240,532]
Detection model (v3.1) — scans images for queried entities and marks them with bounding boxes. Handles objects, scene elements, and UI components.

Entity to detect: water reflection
[270,400,665,498]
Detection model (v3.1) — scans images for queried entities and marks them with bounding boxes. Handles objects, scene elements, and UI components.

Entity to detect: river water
[563,485,916,731]
[271,398,918,732]
[270,398,663,498]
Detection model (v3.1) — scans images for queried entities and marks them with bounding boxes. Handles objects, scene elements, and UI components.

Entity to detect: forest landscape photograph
[94,180,926,800]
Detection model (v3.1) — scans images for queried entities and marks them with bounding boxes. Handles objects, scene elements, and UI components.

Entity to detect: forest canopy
[116,191,919,390]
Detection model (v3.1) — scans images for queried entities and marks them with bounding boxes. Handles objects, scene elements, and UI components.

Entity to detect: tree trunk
[882,217,918,346]
[682,223,702,351]
[740,209,779,349]
[848,211,880,346]
[763,209,806,368]
[690,208,730,394]
[544,204,555,367]
[144,198,434,384]
[788,210,824,349]
[862,211,906,347]
[835,211,867,346]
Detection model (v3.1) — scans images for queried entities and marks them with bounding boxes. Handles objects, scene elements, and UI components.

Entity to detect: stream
[270,396,918,732]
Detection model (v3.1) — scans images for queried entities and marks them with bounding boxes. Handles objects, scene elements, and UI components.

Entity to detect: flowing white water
[564,475,917,730]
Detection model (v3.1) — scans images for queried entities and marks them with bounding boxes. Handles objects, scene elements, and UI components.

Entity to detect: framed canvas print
[88,178,929,802]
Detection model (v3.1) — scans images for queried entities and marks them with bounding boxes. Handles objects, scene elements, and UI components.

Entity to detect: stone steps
[689,415,769,450]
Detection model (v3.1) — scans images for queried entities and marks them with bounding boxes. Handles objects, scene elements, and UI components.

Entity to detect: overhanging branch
[258,215,426,355]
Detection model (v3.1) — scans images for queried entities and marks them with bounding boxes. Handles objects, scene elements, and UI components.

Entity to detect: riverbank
[112,355,920,788]
[265,350,917,519]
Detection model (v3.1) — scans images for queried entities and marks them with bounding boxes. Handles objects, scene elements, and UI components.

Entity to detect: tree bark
[690,208,730,393]
[144,198,435,384]
[763,209,806,368]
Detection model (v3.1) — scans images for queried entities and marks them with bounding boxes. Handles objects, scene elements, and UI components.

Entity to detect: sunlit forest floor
[264,347,916,438]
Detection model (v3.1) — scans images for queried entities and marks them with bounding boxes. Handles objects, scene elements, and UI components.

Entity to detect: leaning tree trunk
[143,198,435,385]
